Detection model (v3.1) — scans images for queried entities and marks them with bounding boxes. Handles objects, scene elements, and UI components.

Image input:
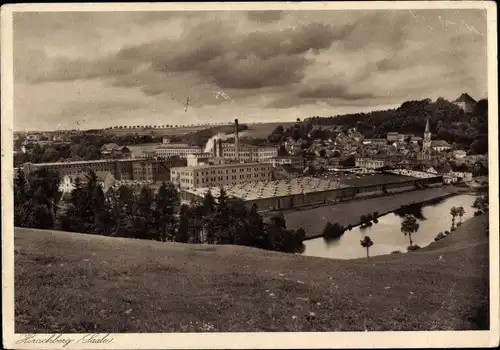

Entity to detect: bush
[347,224,353,231]
[407,244,421,252]
[474,210,483,216]
[451,227,456,232]
[457,222,462,227]
[373,211,379,218]
[390,250,402,254]
[373,218,379,224]
[434,232,446,241]
[444,230,451,235]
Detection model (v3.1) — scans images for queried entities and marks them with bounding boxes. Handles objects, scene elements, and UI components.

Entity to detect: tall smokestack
[213,139,217,157]
[234,119,240,162]
[218,139,223,159]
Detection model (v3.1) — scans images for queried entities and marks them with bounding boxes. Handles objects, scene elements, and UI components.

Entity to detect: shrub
[373,218,379,224]
[451,227,456,232]
[444,230,451,235]
[434,232,446,241]
[373,211,379,218]
[457,222,462,227]
[347,224,353,231]
[390,250,402,254]
[407,244,421,252]
[474,211,483,216]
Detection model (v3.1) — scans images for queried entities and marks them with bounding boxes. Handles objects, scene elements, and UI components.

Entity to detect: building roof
[431,140,451,147]
[182,177,351,201]
[24,157,157,167]
[156,143,201,149]
[454,93,476,103]
[172,162,271,171]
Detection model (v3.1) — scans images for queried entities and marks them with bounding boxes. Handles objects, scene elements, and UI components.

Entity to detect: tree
[153,182,179,241]
[14,169,28,226]
[360,236,374,258]
[176,204,191,243]
[457,206,465,224]
[450,206,459,230]
[401,214,419,246]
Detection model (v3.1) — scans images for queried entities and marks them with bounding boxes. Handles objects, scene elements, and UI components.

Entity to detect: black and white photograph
[1,2,498,349]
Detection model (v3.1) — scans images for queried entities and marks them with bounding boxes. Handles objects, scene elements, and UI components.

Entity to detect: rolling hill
[14,214,489,332]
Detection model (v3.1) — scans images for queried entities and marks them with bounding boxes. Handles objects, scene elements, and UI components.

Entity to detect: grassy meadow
[14,212,489,332]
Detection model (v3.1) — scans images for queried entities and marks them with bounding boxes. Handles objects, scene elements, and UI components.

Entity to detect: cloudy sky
[13,9,487,131]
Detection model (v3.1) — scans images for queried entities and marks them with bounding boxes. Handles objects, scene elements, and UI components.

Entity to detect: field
[14,212,489,332]
[280,187,462,238]
[243,122,295,139]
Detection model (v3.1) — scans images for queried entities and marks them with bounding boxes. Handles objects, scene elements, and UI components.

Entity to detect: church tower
[422,117,432,156]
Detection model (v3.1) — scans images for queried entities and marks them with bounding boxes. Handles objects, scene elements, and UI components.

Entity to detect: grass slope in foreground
[15,215,489,332]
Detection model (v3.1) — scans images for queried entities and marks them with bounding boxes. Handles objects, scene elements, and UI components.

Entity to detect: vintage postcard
[1,1,498,349]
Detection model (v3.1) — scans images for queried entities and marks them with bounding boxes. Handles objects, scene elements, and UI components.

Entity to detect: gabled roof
[454,93,476,103]
[431,140,451,147]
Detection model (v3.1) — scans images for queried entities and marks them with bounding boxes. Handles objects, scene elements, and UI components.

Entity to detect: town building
[431,140,451,153]
[170,162,273,190]
[362,138,387,146]
[59,171,116,194]
[100,143,131,158]
[154,144,203,158]
[453,93,477,113]
[219,142,278,162]
[386,132,399,142]
[162,136,171,144]
[355,157,386,169]
[267,156,304,169]
[453,150,467,159]
[421,118,432,160]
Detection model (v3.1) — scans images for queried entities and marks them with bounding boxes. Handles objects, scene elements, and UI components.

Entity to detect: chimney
[213,139,218,157]
[234,118,240,162]
[218,139,223,159]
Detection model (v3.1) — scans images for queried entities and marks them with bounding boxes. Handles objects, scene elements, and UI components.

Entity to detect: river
[302,194,476,260]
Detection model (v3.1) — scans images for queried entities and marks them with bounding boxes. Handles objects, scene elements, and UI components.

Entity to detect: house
[453,150,467,159]
[431,140,451,153]
[362,138,387,146]
[449,171,473,182]
[59,171,116,194]
[25,133,42,142]
[410,136,423,144]
[162,136,171,144]
[443,174,458,184]
[386,132,399,142]
[101,143,131,158]
[453,93,477,113]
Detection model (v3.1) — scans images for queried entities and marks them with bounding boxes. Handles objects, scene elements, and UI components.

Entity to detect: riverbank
[281,186,467,239]
[14,214,489,332]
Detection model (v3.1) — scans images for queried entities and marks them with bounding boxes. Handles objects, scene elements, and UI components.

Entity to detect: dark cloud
[247,11,285,23]
[109,20,357,92]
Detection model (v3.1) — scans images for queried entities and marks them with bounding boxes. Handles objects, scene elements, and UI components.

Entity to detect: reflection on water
[302,194,476,260]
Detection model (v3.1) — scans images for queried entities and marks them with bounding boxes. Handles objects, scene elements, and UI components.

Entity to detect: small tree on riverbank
[360,236,374,258]
[450,206,459,230]
[457,206,465,224]
[401,214,419,247]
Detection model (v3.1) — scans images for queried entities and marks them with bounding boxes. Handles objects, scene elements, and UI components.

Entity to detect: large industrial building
[22,158,172,182]
[171,162,273,190]
[154,144,203,158]
[180,172,444,212]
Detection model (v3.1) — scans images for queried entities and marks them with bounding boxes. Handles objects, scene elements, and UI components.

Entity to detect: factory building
[22,158,172,182]
[154,144,203,158]
[170,162,273,190]
[180,174,443,212]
